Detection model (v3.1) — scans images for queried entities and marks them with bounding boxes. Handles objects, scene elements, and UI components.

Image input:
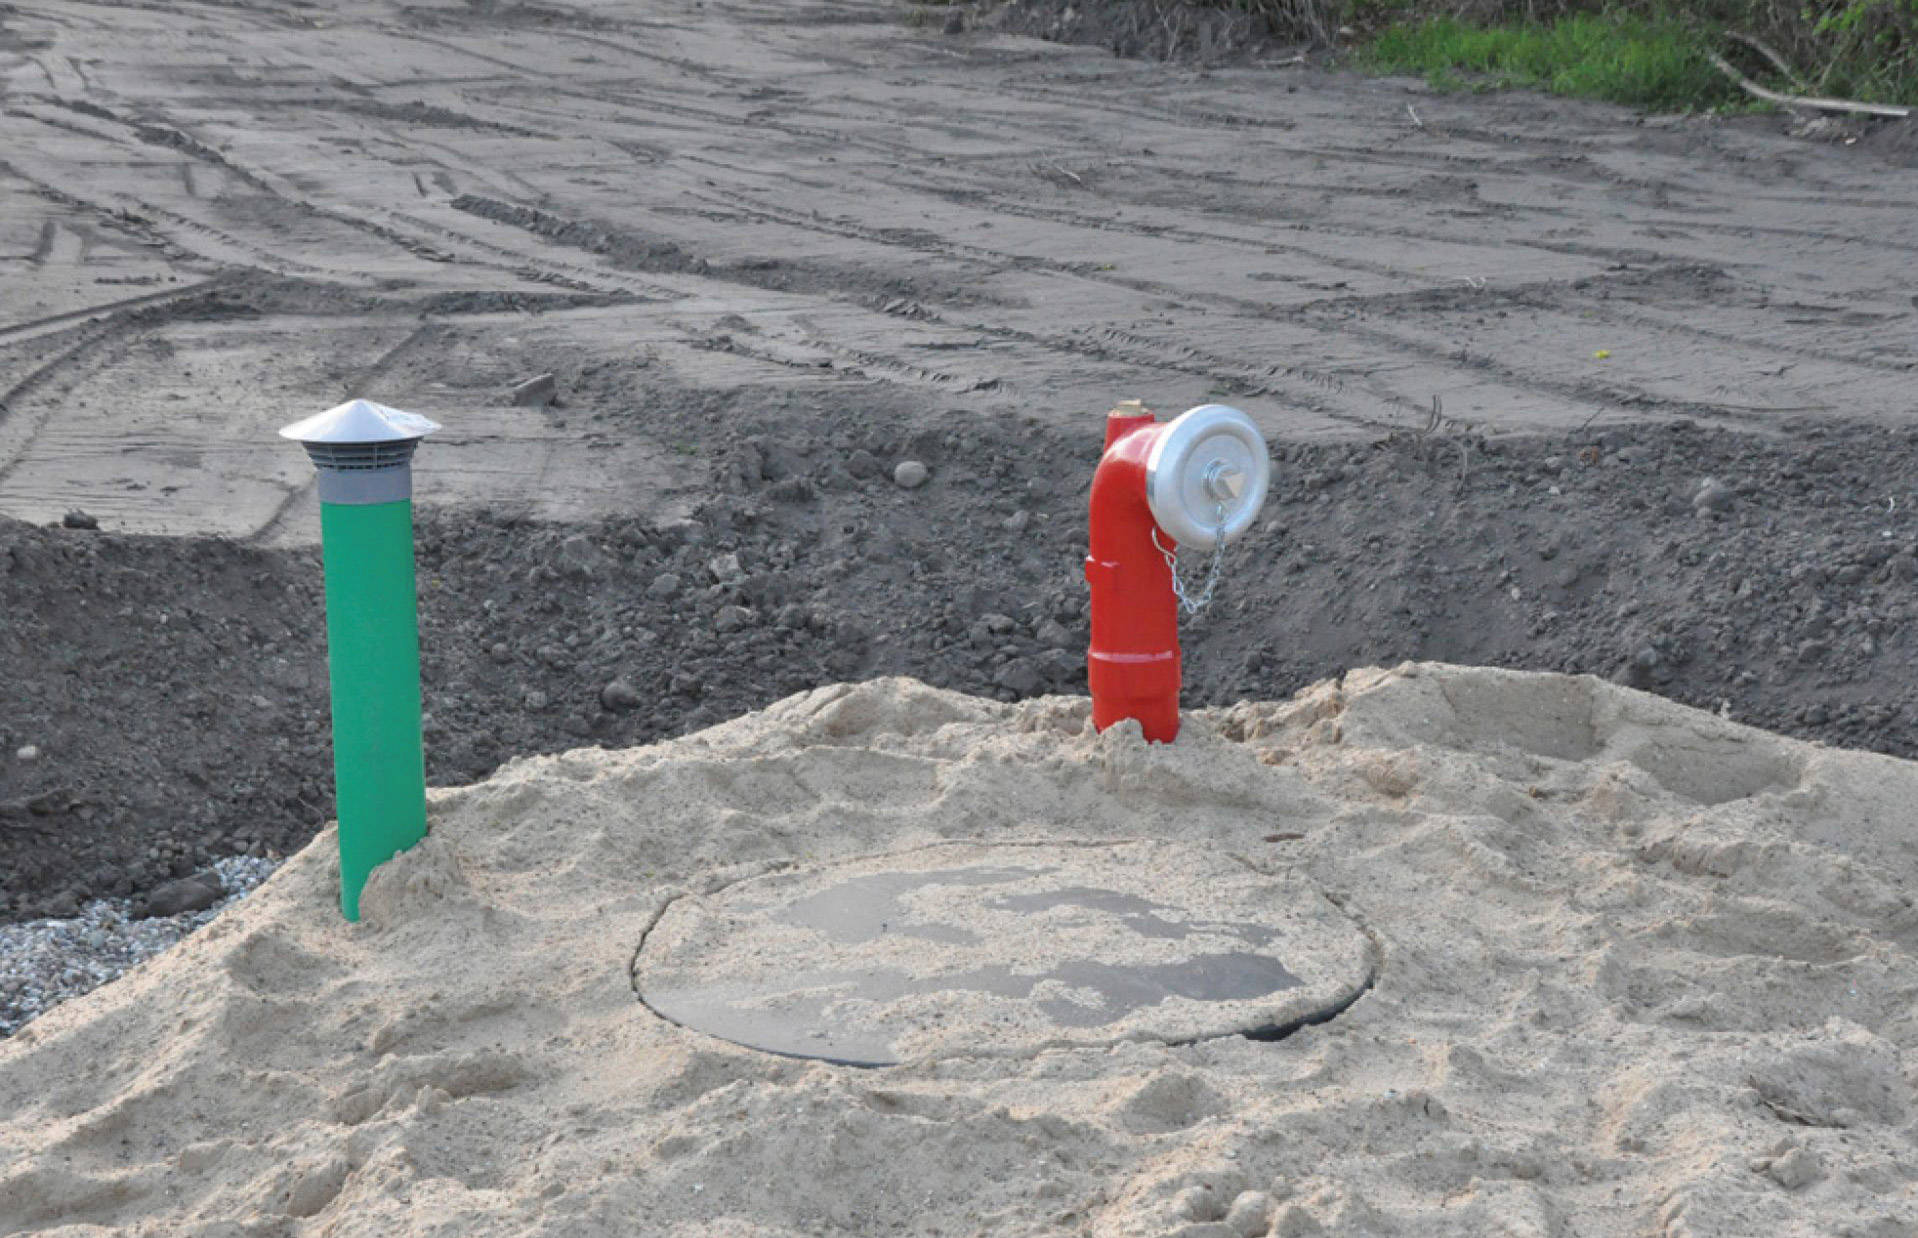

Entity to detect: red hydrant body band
[1086,409,1182,743]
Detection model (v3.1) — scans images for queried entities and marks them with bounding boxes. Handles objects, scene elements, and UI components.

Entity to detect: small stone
[511,373,557,407]
[846,449,881,478]
[61,509,99,530]
[768,476,813,502]
[715,604,756,633]
[994,660,1041,694]
[893,460,930,489]
[1225,1191,1276,1238]
[1173,1185,1225,1223]
[25,788,75,816]
[15,744,39,762]
[556,534,607,577]
[942,7,965,34]
[708,552,744,582]
[600,679,642,712]
[1692,477,1734,513]
[1617,650,1655,689]
[647,572,682,599]
[1036,618,1074,649]
[523,689,551,710]
[1767,1145,1824,1191]
[1003,510,1030,532]
[141,871,223,919]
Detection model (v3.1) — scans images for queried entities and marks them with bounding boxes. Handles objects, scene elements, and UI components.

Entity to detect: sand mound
[3,665,1916,1236]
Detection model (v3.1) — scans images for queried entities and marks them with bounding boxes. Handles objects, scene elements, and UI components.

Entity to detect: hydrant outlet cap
[1144,404,1270,551]
[279,399,441,445]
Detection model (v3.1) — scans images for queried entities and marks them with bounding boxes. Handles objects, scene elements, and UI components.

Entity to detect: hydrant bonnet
[1143,404,1269,551]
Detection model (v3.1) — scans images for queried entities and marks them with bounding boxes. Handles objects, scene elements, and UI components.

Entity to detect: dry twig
[1705,50,1911,119]
[1725,31,1810,92]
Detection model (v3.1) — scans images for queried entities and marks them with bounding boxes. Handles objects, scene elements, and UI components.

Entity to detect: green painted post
[280,399,441,921]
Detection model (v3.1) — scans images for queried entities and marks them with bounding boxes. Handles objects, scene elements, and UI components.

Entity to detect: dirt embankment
[8,396,1918,922]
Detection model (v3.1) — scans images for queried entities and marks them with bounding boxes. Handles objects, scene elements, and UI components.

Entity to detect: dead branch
[1725,31,1809,92]
[1705,51,1911,119]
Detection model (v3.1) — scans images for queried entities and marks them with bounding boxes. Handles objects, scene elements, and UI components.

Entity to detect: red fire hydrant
[1086,401,1269,743]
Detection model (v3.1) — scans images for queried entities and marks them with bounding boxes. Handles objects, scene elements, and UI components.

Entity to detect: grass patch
[1362,12,1741,110]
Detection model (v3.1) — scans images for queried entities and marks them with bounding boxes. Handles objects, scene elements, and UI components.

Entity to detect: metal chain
[1153,499,1229,616]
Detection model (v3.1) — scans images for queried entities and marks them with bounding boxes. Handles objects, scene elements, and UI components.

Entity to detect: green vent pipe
[279,399,441,920]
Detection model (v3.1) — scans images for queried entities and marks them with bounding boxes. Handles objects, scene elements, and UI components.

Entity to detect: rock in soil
[139,871,224,919]
[511,373,558,407]
[600,680,643,712]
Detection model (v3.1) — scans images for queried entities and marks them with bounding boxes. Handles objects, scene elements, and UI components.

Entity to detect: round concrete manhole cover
[635,841,1374,1066]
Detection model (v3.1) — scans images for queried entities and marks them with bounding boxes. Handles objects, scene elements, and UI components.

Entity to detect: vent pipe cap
[280,400,441,505]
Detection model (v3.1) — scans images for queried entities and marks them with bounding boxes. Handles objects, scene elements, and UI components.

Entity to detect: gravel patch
[0,856,280,1037]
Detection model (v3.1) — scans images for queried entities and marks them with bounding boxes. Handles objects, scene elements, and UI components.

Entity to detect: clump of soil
[7,388,1918,922]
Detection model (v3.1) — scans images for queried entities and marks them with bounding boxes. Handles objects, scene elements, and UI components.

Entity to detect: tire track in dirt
[654,157,1664,423]
[413,29,1609,328]
[445,181,1372,421]
[83,104,465,267]
[1295,272,1916,378]
[848,170,1539,292]
[0,284,242,492]
[702,143,1892,426]
[472,51,1918,357]
[7,104,472,278]
[444,155,1598,431]
[0,329,141,490]
[0,278,227,346]
[446,188,1388,420]
[379,210,649,294]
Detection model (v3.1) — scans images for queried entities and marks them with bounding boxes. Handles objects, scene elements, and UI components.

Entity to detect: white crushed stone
[0,856,280,1037]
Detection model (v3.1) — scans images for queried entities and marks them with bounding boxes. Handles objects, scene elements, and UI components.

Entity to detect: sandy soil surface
[3,669,1915,1237]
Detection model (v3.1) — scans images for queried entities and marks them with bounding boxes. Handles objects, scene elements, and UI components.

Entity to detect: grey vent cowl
[279,400,440,507]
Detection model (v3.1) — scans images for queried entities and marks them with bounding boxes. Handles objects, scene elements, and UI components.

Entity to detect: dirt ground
[4,0,1918,921]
